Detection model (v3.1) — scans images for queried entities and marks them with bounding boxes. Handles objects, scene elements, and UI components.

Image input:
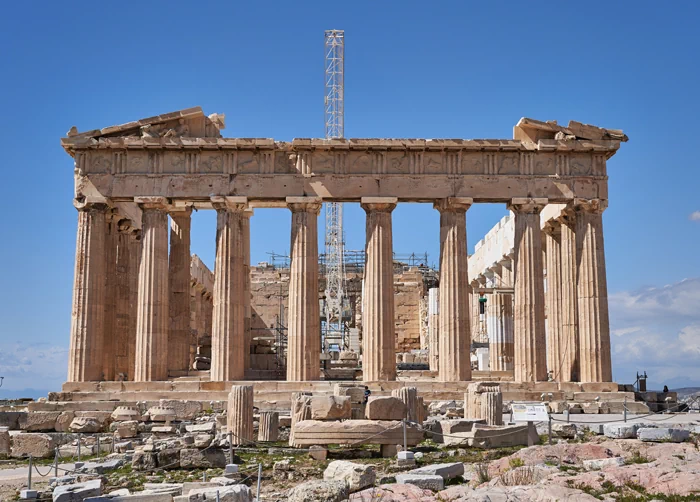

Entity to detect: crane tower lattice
[323,30,348,352]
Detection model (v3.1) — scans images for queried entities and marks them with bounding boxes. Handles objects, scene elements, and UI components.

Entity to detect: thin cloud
[690,211,700,221]
[610,277,700,388]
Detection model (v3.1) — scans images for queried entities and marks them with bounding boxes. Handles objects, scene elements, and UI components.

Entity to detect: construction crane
[323,30,347,353]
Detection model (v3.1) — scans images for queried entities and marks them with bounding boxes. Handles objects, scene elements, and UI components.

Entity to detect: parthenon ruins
[61,106,627,389]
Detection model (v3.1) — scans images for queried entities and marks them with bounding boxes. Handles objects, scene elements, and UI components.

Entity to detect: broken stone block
[409,462,464,480]
[0,429,10,458]
[115,420,138,439]
[180,448,227,469]
[159,399,202,420]
[288,480,348,502]
[20,411,61,432]
[151,426,176,436]
[132,450,158,471]
[323,460,376,493]
[309,445,328,460]
[156,448,180,469]
[114,441,132,453]
[432,419,486,446]
[182,484,252,502]
[365,397,407,420]
[52,479,102,502]
[310,396,352,420]
[55,412,75,433]
[395,473,444,491]
[111,406,141,422]
[11,433,56,458]
[638,428,690,443]
[603,423,638,439]
[193,434,213,448]
[146,406,176,423]
[185,422,216,434]
[583,457,625,470]
[552,423,577,439]
[69,417,103,433]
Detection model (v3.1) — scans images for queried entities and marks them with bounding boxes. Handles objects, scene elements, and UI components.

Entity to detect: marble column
[286,197,322,381]
[114,229,133,379]
[361,197,397,382]
[68,199,108,382]
[227,384,254,446]
[470,279,480,343]
[168,208,192,373]
[127,233,141,379]
[500,261,515,370]
[242,209,253,372]
[211,196,247,381]
[134,197,170,382]
[489,264,514,371]
[435,197,472,382]
[508,198,548,382]
[544,222,564,380]
[557,208,579,382]
[102,213,118,381]
[575,199,612,382]
[427,288,439,372]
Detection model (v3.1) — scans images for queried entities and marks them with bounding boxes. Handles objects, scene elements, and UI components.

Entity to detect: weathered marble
[508,198,548,383]
[361,198,397,382]
[134,197,170,381]
[211,197,247,381]
[434,198,472,382]
[286,198,322,381]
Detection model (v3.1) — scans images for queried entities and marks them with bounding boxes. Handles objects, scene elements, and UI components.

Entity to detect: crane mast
[323,30,346,352]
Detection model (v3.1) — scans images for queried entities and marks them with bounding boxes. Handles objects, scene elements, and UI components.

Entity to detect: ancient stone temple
[61,107,626,388]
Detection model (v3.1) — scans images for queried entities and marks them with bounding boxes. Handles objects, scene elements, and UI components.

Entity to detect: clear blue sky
[1,1,699,395]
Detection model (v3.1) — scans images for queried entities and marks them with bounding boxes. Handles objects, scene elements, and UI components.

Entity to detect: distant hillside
[672,387,700,399]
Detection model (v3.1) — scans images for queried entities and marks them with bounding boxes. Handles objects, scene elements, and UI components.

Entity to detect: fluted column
[544,222,564,380]
[558,209,579,381]
[134,197,170,381]
[114,229,133,379]
[68,199,109,382]
[102,213,118,381]
[227,384,254,446]
[470,279,480,343]
[488,294,507,371]
[427,288,439,372]
[127,233,141,379]
[500,261,515,370]
[286,198,321,381]
[168,208,192,374]
[242,209,253,372]
[258,411,279,442]
[435,197,472,382]
[211,196,248,381]
[508,198,548,382]
[575,199,612,382]
[361,197,397,382]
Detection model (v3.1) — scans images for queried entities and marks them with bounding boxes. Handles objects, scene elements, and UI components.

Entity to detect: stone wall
[248,264,432,362]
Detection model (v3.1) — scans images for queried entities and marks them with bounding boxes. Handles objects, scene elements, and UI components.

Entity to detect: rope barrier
[550,396,699,425]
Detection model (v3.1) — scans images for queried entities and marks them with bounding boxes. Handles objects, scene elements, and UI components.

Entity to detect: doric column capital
[573,198,608,215]
[242,208,254,219]
[543,219,561,236]
[134,196,169,210]
[168,205,193,218]
[360,197,397,213]
[507,197,548,214]
[286,196,322,215]
[211,195,248,212]
[433,197,473,213]
[73,196,110,211]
